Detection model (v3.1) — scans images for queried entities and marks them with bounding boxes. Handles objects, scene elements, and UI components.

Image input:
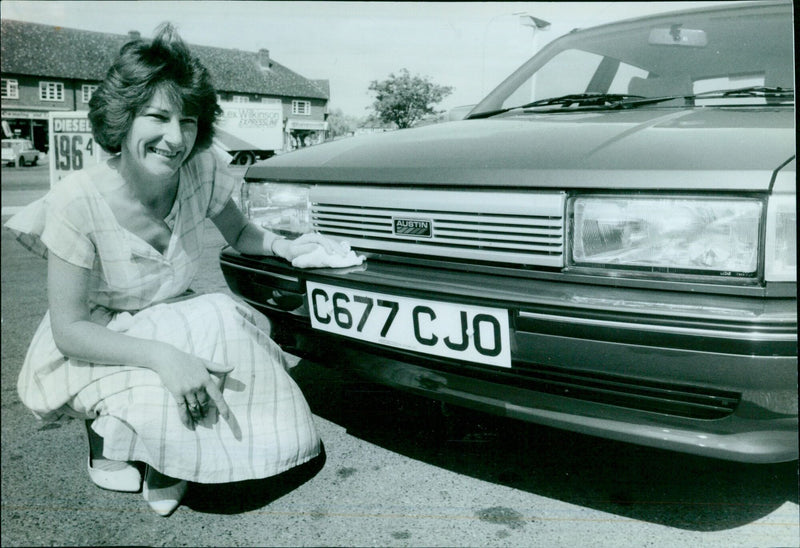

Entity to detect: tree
[326,108,360,138]
[368,69,453,129]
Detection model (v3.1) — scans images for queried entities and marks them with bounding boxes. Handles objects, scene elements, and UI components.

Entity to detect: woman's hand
[47,253,234,430]
[212,200,357,265]
[209,200,362,268]
[155,348,233,428]
[272,232,348,262]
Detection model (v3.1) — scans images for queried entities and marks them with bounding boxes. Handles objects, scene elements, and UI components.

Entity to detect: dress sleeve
[3,176,95,269]
[205,150,238,218]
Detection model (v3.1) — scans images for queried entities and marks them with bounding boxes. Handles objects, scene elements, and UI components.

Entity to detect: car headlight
[241,182,312,237]
[570,196,763,279]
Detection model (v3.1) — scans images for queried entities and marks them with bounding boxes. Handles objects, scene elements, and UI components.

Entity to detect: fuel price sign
[49,111,108,187]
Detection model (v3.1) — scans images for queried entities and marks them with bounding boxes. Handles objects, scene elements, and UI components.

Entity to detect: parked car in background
[2,139,40,167]
[220,1,796,463]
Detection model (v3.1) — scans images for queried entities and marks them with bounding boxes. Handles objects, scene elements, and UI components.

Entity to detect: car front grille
[310,186,565,268]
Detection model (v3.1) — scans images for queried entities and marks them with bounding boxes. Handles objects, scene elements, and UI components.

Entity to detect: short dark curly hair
[89,23,221,155]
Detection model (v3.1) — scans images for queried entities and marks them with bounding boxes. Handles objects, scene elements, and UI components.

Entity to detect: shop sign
[2,110,50,120]
[285,119,328,131]
[49,111,108,187]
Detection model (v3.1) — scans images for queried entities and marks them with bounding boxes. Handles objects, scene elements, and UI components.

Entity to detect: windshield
[471,2,794,116]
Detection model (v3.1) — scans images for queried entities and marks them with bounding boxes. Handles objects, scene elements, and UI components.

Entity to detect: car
[220,1,796,463]
[2,138,41,167]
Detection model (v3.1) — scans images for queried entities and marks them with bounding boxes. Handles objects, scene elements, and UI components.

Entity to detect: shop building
[1,20,329,152]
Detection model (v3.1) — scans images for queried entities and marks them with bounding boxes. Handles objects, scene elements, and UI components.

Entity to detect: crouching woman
[4,23,355,516]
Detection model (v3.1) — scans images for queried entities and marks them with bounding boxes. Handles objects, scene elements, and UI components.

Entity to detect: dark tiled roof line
[0,19,329,100]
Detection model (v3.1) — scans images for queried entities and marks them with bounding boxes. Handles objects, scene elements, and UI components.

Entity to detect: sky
[2,1,737,118]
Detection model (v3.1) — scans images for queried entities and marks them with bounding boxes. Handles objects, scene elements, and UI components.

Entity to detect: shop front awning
[285,119,328,131]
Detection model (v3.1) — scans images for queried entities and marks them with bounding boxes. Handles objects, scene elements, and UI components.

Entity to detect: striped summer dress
[4,150,321,484]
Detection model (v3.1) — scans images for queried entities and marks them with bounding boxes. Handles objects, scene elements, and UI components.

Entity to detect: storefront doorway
[2,112,50,152]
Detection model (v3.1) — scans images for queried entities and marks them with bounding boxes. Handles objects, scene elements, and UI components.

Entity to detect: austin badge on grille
[393,218,432,238]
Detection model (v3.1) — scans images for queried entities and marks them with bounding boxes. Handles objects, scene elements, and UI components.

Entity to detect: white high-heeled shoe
[142,466,187,517]
[85,419,142,492]
[87,455,142,492]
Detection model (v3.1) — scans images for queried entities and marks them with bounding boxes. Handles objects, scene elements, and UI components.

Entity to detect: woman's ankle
[145,466,182,488]
[85,419,105,461]
[86,419,131,470]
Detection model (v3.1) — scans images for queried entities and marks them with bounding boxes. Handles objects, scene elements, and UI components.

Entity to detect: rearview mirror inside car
[649,25,708,47]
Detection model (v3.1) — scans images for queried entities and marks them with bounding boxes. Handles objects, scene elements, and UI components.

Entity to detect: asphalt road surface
[1,164,798,547]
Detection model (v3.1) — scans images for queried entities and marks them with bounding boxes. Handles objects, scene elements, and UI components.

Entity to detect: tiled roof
[311,79,331,97]
[0,19,328,100]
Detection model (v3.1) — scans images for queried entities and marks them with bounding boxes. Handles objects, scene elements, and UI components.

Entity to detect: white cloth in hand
[291,241,365,269]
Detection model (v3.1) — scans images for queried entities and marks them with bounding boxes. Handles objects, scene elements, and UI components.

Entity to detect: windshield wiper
[519,93,646,108]
[611,86,794,108]
[468,93,646,118]
[692,86,794,102]
[468,87,795,119]
[695,86,794,99]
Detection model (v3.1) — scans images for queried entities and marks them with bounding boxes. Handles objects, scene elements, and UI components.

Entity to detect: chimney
[258,48,272,69]
[128,30,141,40]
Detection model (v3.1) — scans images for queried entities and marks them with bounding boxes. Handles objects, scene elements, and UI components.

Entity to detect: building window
[39,81,64,101]
[292,100,311,115]
[261,97,281,105]
[1,78,19,99]
[231,95,249,103]
[81,85,99,103]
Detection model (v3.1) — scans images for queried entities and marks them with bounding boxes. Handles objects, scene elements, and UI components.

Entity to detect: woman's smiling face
[122,86,199,181]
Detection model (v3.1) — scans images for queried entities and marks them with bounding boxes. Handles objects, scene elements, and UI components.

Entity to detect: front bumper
[220,248,798,463]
